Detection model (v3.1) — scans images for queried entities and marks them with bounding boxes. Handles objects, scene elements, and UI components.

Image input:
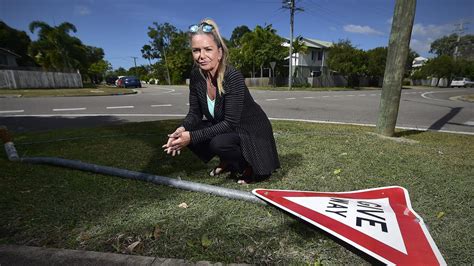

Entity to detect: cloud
[410,39,433,57]
[412,23,452,38]
[343,24,384,35]
[410,23,453,56]
[74,5,91,16]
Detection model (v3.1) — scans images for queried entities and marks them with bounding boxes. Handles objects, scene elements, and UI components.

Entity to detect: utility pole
[376,0,416,137]
[131,56,138,77]
[283,0,303,90]
[453,20,469,59]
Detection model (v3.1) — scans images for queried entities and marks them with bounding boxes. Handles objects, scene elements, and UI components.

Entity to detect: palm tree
[28,21,82,71]
[291,36,308,79]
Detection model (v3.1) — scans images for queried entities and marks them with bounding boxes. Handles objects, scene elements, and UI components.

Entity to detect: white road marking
[106,106,134,109]
[285,97,296,100]
[3,113,186,117]
[170,93,182,95]
[0,109,24,114]
[322,96,330,98]
[150,104,172,107]
[186,103,189,106]
[269,117,474,136]
[421,90,467,101]
[358,94,366,96]
[370,94,378,96]
[265,98,279,101]
[53,108,86,112]
[347,95,355,97]
[303,96,314,99]
[464,121,474,126]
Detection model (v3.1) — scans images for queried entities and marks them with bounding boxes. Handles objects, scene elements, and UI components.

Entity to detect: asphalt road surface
[1,85,473,134]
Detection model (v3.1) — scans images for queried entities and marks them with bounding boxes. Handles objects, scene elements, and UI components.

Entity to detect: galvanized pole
[376,0,417,136]
[289,0,294,90]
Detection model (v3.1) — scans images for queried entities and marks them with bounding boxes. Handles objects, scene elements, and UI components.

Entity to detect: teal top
[207,94,215,118]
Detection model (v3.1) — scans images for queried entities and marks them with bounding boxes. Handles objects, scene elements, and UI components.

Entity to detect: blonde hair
[190,18,229,95]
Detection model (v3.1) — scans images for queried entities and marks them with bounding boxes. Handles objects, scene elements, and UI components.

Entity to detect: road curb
[0,245,243,266]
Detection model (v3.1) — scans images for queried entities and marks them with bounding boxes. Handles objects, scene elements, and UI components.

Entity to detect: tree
[114,67,127,76]
[229,25,251,48]
[239,25,286,77]
[165,31,193,84]
[141,44,158,66]
[0,21,36,66]
[327,39,367,87]
[366,47,387,78]
[405,49,419,77]
[28,20,104,78]
[128,65,149,80]
[88,59,111,84]
[430,34,474,60]
[29,21,83,70]
[291,36,309,79]
[415,55,474,85]
[144,22,178,85]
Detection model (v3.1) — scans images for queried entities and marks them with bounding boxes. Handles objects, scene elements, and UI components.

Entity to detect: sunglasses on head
[189,22,214,33]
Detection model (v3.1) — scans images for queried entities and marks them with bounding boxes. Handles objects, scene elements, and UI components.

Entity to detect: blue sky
[1,0,473,69]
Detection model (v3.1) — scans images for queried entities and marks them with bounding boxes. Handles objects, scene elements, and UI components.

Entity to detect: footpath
[0,245,246,266]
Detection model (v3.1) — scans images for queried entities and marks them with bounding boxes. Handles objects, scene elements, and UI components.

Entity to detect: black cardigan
[182,66,280,176]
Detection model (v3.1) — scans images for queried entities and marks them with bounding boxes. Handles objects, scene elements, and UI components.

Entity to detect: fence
[0,69,83,89]
[410,78,449,87]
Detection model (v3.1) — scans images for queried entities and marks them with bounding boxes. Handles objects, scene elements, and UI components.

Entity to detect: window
[318,51,323,61]
[311,51,315,61]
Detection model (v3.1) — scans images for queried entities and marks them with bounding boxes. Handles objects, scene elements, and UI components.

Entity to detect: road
[0,85,473,134]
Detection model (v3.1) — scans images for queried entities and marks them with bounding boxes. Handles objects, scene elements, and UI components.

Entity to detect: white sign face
[253,187,446,265]
[285,196,407,254]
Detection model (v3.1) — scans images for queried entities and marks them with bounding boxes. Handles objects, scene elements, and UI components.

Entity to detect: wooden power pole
[376,0,417,136]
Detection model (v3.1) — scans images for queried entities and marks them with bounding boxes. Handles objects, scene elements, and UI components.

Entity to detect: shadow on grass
[394,130,424,138]
[0,116,129,133]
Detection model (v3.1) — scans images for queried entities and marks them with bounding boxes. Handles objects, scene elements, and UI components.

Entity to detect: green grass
[248,86,380,91]
[0,121,472,264]
[459,94,474,102]
[0,87,136,97]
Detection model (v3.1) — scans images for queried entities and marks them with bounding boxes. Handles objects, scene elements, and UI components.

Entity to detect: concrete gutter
[0,245,247,266]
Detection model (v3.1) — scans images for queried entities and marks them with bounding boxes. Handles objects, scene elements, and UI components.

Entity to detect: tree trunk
[376,0,417,136]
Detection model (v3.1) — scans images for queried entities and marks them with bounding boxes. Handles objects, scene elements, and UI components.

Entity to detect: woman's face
[191,34,222,75]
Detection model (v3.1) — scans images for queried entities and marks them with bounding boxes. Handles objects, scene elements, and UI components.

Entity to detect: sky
[1,0,473,70]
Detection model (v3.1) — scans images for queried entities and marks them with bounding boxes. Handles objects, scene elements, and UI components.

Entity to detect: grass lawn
[248,86,380,91]
[0,120,472,264]
[0,87,136,97]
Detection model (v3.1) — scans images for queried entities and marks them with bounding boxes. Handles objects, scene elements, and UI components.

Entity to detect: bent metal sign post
[252,186,446,265]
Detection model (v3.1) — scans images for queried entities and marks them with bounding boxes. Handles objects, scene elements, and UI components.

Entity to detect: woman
[162,18,279,184]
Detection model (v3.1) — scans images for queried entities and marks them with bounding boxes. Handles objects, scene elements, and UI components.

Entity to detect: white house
[412,56,428,68]
[282,37,333,78]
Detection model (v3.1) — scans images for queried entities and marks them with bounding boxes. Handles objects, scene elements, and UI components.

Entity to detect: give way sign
[252,186,446,265]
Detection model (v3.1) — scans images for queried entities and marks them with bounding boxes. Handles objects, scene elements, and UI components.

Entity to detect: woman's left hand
[169,131,191,152]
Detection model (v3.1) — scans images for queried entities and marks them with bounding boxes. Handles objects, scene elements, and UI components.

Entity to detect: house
[0,47,20,67]
[412,56,428,68]
[282,37,333,78]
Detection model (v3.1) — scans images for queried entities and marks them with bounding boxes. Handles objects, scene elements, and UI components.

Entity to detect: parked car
[115,75,126,87]
[450,77,474,88]
[117,76,142,88]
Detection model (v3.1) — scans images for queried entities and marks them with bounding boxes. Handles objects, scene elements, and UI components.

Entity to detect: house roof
[282,37,333,49]
[0,47,21,58]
